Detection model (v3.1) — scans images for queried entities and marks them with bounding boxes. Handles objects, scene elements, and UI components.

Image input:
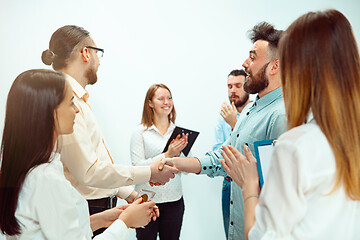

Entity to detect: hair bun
[41,49,55,65]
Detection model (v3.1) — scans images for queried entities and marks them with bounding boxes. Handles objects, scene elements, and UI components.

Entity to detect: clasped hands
[149,133,188,186]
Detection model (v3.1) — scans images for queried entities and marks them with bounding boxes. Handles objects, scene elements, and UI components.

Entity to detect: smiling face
[54,82,79,135]
[149,87,173,118]
[242,40,271,94]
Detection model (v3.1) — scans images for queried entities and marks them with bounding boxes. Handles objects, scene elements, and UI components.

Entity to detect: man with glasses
[41,25,178,236]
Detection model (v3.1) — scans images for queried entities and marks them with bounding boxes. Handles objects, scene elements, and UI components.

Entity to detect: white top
[8,153,129,240]
[249,120,360,240]
[60,74,151,200]
[130,122,183,203]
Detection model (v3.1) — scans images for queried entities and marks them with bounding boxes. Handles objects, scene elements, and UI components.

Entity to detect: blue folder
[254,139,277,189]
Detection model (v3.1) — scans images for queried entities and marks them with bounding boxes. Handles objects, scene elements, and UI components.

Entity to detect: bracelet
[244,195,259,202]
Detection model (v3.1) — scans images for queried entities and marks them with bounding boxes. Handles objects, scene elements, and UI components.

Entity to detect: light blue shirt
[213,113,240,151]
[198,88,287,240]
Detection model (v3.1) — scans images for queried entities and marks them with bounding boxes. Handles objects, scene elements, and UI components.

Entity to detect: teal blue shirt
[198,88,286,240]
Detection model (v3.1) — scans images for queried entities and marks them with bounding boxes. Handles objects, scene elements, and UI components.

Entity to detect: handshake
[149,157,179,186]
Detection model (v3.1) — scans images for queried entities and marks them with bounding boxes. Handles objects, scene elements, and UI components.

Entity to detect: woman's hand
[220,144,259,198]
[119,198,158,228]
[165,133,188,158]
[90,204,129,231]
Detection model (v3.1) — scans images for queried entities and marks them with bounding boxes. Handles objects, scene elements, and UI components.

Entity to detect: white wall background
[0,0,359,239]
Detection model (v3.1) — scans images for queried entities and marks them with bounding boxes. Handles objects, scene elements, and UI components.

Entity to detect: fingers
[243,144,256,163]
[219,159,231,176]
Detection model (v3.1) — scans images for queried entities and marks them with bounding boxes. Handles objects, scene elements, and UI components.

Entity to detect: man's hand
[149,158,179,185]
[124,190,138,204]
[220,102,238,129]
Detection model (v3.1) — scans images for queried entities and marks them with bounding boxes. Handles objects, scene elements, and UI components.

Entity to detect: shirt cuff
[132,166,151,185]
[116,186,134,199]
[198,155,216,176]
[95,219,129,239]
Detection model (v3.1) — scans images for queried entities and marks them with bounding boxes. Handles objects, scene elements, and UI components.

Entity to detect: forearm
[173,157,201,174]
[90,213,105,232]
[244,196,258,240]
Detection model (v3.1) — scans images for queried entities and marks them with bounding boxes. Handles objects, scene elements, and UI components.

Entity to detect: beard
[244,62,270,94]
[85,64,98,85]
[229,93,249,108]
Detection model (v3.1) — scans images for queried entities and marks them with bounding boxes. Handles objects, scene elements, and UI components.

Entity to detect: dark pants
[136,197,185,240]
[88,197,117,237]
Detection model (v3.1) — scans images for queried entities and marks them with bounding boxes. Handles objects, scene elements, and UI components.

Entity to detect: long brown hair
[0,70,66,235]
[141,84,176,128]
[279,9,360,199]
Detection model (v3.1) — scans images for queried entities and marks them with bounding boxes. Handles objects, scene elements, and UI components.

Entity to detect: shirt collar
[148,121,175,134]
[252,87,283,110]
[63,73,88,100]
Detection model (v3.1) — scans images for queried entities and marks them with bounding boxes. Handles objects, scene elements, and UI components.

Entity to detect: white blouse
[249,120,360,240]
[8,153,129,240]
[130,122,183,203]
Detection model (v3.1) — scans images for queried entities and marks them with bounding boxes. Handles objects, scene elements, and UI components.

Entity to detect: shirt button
[209,166,212,169]
[230,201,233,204]
[254,102,257,106]
[237,134,239,138]
[231,221,234,225]
[246,112,250,115]
[203,166,207,170]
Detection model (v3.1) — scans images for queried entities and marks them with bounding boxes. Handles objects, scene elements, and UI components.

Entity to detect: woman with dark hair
[221,9,360,239]
[130,84,188,240]
[0,69,157,239]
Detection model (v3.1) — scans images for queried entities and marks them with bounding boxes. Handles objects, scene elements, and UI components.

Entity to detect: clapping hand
[165,133,188,158]
[219,145,259,196]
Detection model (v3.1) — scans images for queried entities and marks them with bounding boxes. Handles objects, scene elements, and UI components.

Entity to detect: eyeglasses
[82,46,104,58]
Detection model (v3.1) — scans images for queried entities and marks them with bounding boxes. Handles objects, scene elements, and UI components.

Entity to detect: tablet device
[163,126,199,156]
[254,139,276,189]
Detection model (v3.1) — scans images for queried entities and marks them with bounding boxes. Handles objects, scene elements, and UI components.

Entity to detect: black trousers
[136,197,185,240]
[88,197,117,237]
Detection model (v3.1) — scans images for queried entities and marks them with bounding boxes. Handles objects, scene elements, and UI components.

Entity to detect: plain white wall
[0,1,359,239]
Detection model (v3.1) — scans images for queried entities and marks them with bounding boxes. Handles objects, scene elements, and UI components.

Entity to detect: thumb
[158,158,166,170]
[133,197,143,205]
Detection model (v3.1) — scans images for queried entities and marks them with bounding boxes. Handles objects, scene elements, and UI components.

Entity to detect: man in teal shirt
[160,22,286,240]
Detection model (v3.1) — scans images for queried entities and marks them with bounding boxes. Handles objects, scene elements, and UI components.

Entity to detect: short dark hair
[42,25,90,70]
[248,22,283,59]
[228,69,247,77]
[0,69,66,235]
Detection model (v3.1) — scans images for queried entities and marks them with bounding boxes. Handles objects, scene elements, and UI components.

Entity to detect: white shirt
[249,120,360,240]
[130,122,183,203]
[8,153,129,240]
[60,74,151,200]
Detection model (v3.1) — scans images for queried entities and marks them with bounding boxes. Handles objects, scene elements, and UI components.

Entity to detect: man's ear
[81,47,90,63]
[269,59,279,75]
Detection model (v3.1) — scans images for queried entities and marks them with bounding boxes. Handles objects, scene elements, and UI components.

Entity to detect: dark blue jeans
[222,178,231,239]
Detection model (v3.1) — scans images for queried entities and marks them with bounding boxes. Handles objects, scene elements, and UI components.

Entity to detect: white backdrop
[0,0,359,239]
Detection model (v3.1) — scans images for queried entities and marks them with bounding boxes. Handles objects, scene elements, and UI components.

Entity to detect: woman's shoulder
[26,154,66,185]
